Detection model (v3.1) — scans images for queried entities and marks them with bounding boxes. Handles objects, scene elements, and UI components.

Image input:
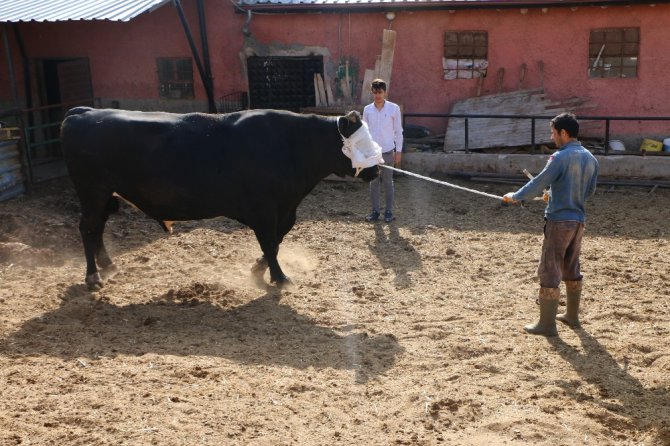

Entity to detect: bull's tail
[106,195,120,215]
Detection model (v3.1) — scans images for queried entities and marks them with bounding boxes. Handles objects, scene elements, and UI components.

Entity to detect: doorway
[29,57,93,182]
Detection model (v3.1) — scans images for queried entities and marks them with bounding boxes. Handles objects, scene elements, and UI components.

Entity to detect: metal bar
[173,0,217,114]
[405,112,670,121]
[22,127,33,184]
[2,25,19,107]
[26,138,61,149]
[405,112,670,155]
[21,98,93,114]
[196,0,216,113]
[24,122,61,131]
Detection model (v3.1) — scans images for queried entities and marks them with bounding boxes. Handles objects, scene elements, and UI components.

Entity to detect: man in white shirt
[362,79,403,223]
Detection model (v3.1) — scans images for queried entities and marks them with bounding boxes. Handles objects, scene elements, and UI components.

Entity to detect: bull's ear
[337,116,347,134]
[346,110,361,123]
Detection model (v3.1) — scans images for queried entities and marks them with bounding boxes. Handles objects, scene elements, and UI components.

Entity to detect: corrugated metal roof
[0,0,171,23]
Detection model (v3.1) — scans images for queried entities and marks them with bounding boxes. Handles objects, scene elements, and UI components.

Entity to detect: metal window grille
[247,56,323,111]
[443,31,488,80]
[588,28,639,79]
[157,57,194,99]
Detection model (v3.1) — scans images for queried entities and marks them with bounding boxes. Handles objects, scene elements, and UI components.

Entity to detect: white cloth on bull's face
[341,121,384,175]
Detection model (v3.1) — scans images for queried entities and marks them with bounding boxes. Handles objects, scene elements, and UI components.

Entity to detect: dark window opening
[157,57,194,99]
[589,28,639,79]
[443,31,488,80]
[247,56,323,111]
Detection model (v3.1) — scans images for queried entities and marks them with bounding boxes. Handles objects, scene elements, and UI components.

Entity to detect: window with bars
[246,56,323,111]
[157,57,194,99]
[443,31,488,80]
[588,28,639,79]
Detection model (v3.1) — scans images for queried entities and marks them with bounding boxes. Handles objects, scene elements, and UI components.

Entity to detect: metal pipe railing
[404,113,670,154]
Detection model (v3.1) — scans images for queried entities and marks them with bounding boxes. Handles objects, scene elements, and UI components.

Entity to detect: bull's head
[337,111,380,183]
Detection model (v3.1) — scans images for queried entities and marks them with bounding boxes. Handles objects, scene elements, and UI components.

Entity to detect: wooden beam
[378,29,396,93]
[316,73,328,106]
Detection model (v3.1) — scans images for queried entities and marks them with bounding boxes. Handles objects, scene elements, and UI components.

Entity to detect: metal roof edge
[0,0,172,23]
[234,0,668,14]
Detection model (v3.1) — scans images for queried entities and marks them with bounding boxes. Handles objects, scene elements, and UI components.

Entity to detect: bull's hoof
[251,257,268,274]
[271,275,293,288]
[100,263,118,279]
[85,272,104,291]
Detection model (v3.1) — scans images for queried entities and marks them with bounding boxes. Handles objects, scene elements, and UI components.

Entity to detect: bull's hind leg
[251,256,269,275]
[78,194,117,290]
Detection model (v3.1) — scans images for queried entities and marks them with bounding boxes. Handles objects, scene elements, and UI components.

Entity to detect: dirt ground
[0,173,669,446]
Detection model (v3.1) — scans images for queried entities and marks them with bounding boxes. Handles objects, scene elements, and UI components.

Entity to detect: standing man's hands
[502,192,518,204]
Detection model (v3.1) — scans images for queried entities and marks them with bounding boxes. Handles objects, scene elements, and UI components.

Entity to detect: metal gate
[247,56,323,111]
[24,58,93,183]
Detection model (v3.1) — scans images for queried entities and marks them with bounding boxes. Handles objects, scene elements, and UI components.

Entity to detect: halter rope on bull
[341,122,503,201]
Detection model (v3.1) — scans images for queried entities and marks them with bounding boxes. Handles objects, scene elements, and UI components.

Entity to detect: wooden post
[378,29,396,93]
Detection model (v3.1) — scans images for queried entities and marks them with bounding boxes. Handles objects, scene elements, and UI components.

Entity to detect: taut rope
[380,164,503,201]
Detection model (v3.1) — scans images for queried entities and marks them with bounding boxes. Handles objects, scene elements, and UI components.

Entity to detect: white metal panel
[0,0,171,22]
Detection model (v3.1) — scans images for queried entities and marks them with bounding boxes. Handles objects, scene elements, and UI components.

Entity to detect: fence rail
[404,113,670,154]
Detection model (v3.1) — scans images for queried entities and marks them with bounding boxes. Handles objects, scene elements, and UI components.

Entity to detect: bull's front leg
[252,229,291,287]
[250,255,269,285]
[267,250,291,286]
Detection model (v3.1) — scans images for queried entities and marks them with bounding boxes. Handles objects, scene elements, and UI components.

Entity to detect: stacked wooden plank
[443,88,594,151]
[360,29,396,105]
[313,73,334,107]
[310,29,396,110]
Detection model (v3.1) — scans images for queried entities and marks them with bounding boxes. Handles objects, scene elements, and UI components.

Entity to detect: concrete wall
[403,152,670,181]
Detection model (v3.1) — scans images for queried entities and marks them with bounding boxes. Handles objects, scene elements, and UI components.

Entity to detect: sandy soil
[0,173,668,446]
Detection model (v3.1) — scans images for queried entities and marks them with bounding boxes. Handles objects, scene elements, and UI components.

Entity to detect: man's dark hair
[371,79,387,92]
[551,112,580,138]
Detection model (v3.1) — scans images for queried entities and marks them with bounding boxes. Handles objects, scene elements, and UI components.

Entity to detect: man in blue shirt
[503,113,599,336]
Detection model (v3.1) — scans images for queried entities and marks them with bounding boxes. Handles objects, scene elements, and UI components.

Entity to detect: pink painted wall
[0,1,248,110]
[1,2,669,138]
[240,4,670,136]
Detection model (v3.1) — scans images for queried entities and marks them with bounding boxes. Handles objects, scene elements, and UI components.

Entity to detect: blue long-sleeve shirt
[513,141,599,222]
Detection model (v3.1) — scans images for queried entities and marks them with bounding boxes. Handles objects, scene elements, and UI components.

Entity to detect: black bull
[60,107,379,290]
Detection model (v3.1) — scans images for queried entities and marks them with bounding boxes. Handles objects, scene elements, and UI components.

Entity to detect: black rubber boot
[524,287,559,337]
[556,280,582,328]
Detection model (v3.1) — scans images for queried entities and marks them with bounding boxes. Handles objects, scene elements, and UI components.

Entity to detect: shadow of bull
[0,284,403,384]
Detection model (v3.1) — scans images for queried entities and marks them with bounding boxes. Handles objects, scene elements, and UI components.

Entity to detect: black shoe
[365,211,380,222]
[384,210,394,223]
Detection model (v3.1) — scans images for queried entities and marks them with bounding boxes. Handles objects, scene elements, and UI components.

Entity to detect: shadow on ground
[549,331,670,444]
[0,283,403,384]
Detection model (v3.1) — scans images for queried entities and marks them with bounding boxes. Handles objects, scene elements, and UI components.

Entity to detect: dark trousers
[538,220,585,289]
[369,151,395,212]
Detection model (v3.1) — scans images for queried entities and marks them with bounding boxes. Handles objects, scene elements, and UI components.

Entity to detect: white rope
[380,164,503,200]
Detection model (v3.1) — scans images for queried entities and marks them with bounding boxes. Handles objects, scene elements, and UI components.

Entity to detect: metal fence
[404,113,670,154]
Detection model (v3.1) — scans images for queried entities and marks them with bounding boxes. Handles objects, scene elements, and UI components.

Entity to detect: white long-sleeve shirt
[362,100,403,153]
